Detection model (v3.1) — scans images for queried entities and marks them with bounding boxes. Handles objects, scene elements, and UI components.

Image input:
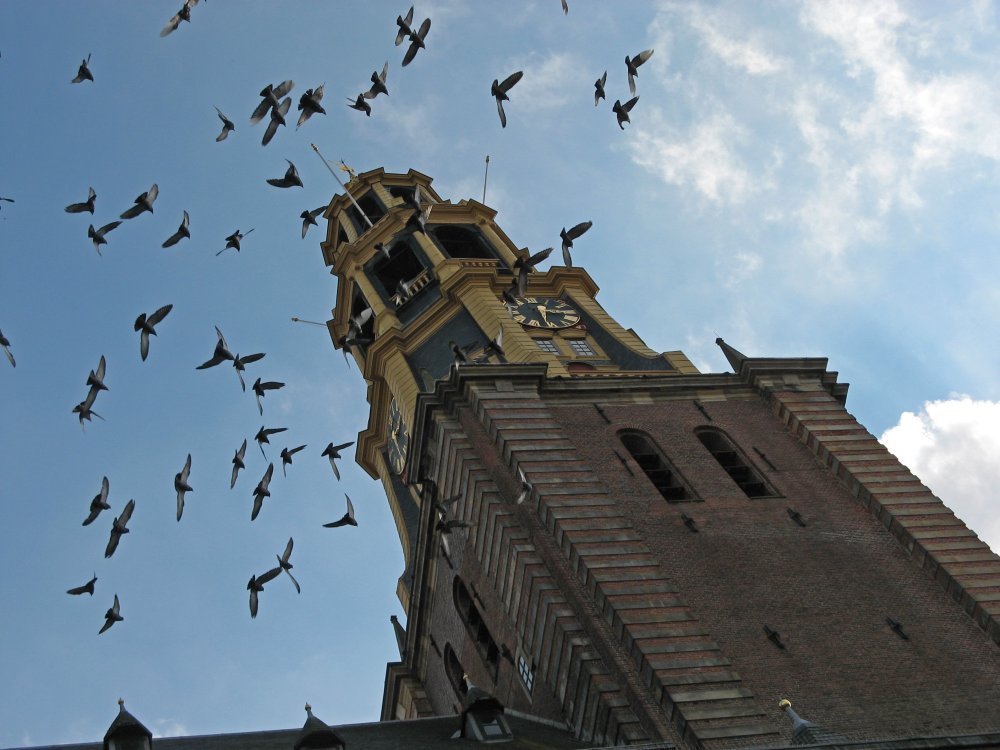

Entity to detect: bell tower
[321,170,1000,748]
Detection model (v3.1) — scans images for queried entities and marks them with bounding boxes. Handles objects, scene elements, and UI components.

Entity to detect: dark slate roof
[9,713,594,750]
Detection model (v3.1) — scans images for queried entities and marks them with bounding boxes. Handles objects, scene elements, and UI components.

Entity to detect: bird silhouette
[323,494,358,528]
[105,499,135,558]
[71,54,93,83]
[218,228,254,255]
[395,6,414,45]
[86,355,108,395]
[174,454,193,521]
[613,96,639,130]
[247,566,281,619]
[82,476,111,526]
[196,326,235,370]
[491,71,523,128]
[119,183,158,219]
[347,93,372,117]
[625,49,654,96]
[560,220,592,266]
[321,441,353,480]
[251,463,275,521]
[87,221,122,255]
[363,63,389,99]
[230,439,247,489]
[513,246,553,297]
[134,304,173,361]
[300,206,325,238]
[214,106,235,142]
[232,351,265,391]
[65,187,96,214]
[66,573,97,596]
[254,426,287,459]
[99,594,123,633]
[402,16,431,66]
[266,159,302,188]
[280,444,307,476]
[72,388,104,429]
[275,538,301,594]
[296,85,326,128]
[161,211,190,247]
[160,0,199,37]
[250,80,295,125]
[594,71,607,106]
[516,466,533,505]
[252,378,284,415]
[0,330,13,368]
[262,97,291,146]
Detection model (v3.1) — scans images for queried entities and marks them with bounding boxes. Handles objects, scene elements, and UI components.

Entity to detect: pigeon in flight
[65,187,96,214]
[105,499,135,558]
[71,54,93,83]
[82,476,111,526]
[214,106,235,141]
[66,574,97,596]
[0,196,13,209]
[86,355,108,395]
[196,326,235,370]
[251,463,275,521]
[321,441,354,480]
[296,85,326,128]
[364,63,389,100]
[300,206,325,238]
[347,93,372,117]
[324,494,358,528]
[516,466,534,505]
[480,325,506,362]
[262,97,291,146]
[252,378,284,416]
[99,594,123,633]
[613,96,639,130]
[255,426,287,459]
[561,0,569,13]
[402,16,431,66]
[267,159,303,188]
[280,444,307,477]
[87,221,122,255]
[513,246,553,297]
[436,517,473,534]
[233,351,265,392]
[395,7,414,45]
[134,304,173,361]
[161,211,190,247]
[174,454,193,521]
[449,339,477,365]
[218,228,254,255]
[73,388,104,429]
[625,49,654,96]
[160,0,199,37]
[247,566,281,618]
[594,71,607,106]
[251,80,295,125]
[119,183,158,219]
[275,538,301,594]
[491,71,523,129]
[230,439,247,489]
[560,221,592,266]
[1,329,14,368]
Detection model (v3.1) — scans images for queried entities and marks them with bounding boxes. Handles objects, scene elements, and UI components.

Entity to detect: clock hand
[536,305,550,324]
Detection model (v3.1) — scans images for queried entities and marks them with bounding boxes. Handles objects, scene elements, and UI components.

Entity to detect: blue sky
[2,1,999,746]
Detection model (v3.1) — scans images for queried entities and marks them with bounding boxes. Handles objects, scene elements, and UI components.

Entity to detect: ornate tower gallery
[321,169,1000,749]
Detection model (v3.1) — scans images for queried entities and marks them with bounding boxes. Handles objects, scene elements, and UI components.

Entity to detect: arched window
[430,225,495,260]
[346,191,387,235]
[619,431,694,503]
[453,578,500,675]
[696,428,773,498]
[443,643,468,698]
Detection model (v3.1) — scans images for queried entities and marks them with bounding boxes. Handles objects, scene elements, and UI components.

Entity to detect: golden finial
[778,699,791,709]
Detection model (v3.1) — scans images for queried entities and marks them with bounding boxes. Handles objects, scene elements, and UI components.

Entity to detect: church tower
[321,169,1000,749]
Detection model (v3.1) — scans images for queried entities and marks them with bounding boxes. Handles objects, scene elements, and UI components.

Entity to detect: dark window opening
[443,644,468,699]
[388,185,416,204]
[372,241,427,304]
[454,578,499,676]
[431,225,495,260]
[697,429,772,498]
[336,223,349,247]
[346,191,387,235]
[620,431,693,503]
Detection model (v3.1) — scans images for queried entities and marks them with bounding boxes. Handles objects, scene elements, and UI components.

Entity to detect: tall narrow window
[696,428,773,498]
[619,431,694,503]
[443,644,468,698]
[453,578,500,675]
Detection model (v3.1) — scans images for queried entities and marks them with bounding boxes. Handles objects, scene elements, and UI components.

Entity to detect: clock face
[511,296,580,329]
[387,398,410,475]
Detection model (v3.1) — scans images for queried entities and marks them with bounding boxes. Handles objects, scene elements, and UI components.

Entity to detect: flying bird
[252,378,285,415]
[612,96,639,130]
[363,63,389,99]
[625,49,654,96]
[233,351,265,391]
[516,466,533,505]
[255,426,287,459]
[250,80,295,125]
[262,97,291,146]
[296,85,326,128]
[347,93,372,117]
[247,566,281,618]
[161,211,190,247]
[594,71,607,106]
[0,329,14,368]
[251,463,275,521]
[119,183,158,219]
[300,206,325,238]
[395,6,414,45]
[71,54,93,83]
[99,594,123,634]
[66,574,97,596]
[275,537,301,594]
[73,388,104,429]
[87,221,122,255]
[105,499,135,558]
[82,476,111,526]
[266,159,302,188]
[513,246,553,297]
[174,454,193,521]
[436,517,473,534]
[480,325,506,362]
[160,0,199,37]
[65,187,96,214]
[491,71,523,128]
[561,0,569,13]
[230,439,247,489]
[402,16,431,66]
[196,326,235,370]
[560,220,592,266]
[214,106,235,141]
[321,441,354,480]
[280,444,307,476]
[323,494,358,528]
[218,228,254,255]
[134,304,173,361]
[86,355,108,395]
[449,339,477,365]
[0,196,13,209]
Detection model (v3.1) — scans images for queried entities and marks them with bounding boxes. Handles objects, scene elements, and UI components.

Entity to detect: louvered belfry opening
[619,431,692,503]
[696,428,770,498]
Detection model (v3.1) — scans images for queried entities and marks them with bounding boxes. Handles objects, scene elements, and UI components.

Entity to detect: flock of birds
[4,1,649,639]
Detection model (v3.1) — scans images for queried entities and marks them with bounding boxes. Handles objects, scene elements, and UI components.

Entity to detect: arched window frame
[618,430,697,503]
[443,643,468,699]
[453,577,500,677]
[695,427,777,499]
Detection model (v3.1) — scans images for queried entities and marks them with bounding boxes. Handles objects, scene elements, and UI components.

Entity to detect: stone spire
[715,337,748,373]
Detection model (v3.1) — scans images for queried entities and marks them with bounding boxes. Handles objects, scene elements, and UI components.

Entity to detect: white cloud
[685,5,787,75]
[502,52,589,109]
[154,720,189,738]
[880,395,1000,553]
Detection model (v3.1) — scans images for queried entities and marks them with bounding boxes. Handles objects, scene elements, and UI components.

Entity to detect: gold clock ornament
[387,398,410,475]
[510,296,580,329]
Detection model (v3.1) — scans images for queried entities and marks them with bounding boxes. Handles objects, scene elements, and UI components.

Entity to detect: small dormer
[294,704,345,750]
[103,699,152,750]
[460,681,513,743]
